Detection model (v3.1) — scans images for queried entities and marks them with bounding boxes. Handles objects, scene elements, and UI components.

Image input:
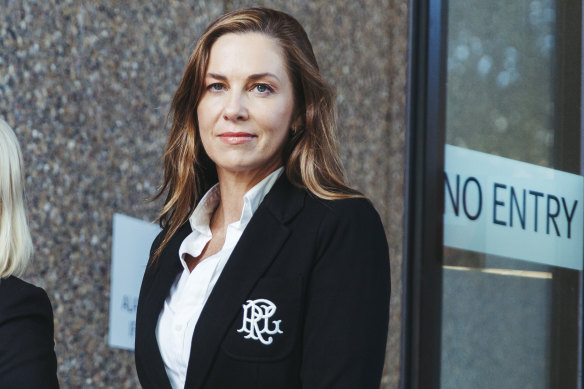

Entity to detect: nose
[222,90,249,122]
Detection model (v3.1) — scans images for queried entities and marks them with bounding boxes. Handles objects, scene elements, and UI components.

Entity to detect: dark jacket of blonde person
[0,276,59,388]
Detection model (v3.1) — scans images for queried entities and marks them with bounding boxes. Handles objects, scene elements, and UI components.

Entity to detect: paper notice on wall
[109,213,161,350]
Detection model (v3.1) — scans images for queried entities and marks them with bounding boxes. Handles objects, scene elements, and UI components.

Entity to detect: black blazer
[136,176,391,389]
[0,276,59,388]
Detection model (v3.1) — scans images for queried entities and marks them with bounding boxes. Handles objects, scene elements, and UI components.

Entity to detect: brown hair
[153,7,361,260]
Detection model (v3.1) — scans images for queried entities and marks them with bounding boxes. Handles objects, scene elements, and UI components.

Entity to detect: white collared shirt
[155,167,283,389]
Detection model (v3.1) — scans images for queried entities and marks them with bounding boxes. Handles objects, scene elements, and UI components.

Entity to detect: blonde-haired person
[135,8,390,389]
[0,118,59,388]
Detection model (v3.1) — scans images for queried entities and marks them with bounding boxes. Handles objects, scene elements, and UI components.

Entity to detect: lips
[218,132,256,145]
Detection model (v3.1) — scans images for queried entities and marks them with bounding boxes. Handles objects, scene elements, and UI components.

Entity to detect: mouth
[218,132,256,145]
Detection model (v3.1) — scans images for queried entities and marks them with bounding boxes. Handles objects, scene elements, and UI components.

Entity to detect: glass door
[440,1,583,388]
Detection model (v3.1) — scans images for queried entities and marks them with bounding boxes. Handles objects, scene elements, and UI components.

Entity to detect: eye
[208,83,225,92]
[252,83,274,94]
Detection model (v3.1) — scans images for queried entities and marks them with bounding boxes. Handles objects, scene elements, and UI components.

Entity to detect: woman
[0,118,59,388]
[136,8,390,389]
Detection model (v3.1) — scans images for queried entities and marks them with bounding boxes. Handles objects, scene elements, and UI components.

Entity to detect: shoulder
[262,174,382,227]
[300,195,388,257]
[0,275,47,295]
[149,227,167,257]
[149,220,192,254]
[307,195,384,229]
[0,276,53,321]
[147,221,191,268]
[318,196,380,217]
[0,277,59,388]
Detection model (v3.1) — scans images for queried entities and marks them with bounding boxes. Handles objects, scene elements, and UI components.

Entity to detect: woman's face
[197,32,296,180]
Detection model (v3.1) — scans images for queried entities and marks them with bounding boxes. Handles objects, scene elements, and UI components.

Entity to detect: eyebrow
[248,72,280,82]
[206,72,281,82]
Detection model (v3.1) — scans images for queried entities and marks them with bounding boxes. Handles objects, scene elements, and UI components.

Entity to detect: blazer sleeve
[300,199,391,388]
[0,278,59,389]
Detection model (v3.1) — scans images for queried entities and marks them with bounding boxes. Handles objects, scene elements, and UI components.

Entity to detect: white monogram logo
[237,298,283,345]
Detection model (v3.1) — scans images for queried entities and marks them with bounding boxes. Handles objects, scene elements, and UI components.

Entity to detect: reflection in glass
[441,0,581,388]
[446,0,556,167]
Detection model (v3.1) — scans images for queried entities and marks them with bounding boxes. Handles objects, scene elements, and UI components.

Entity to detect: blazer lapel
[138,222,191,389]
[184,176,306,389]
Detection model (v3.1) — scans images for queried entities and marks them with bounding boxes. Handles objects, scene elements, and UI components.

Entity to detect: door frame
[403,0,584,388]
[402,0,448,387]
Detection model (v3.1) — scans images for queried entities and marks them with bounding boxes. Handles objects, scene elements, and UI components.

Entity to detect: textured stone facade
[0,1,407,387]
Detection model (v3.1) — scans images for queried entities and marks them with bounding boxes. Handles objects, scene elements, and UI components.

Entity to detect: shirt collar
[188,166,284,232]
[189,185,220,236]
[237,167,284,228]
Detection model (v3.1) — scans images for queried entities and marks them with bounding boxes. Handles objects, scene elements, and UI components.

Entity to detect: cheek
[197,96,220,126]
[264,103,294,135]
[265,113,293,154]
[196,102,209,129]
[196,106,213,150]
[198,123,214,155]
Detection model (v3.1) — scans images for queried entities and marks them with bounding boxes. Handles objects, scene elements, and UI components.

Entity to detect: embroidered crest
[237,298,283,345]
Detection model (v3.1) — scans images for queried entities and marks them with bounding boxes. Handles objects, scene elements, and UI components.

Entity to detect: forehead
[206,32,288,76]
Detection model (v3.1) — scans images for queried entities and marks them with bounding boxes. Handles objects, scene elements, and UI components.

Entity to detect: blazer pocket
[222,276,303,362]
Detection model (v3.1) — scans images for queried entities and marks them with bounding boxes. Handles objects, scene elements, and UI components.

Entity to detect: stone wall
[0,1,407,387]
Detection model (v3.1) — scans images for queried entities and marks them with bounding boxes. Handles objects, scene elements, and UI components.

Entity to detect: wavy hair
[0,119,33,278]
[153,7,361,260]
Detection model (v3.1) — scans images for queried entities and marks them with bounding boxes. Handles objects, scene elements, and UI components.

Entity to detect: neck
[212,165,280,228]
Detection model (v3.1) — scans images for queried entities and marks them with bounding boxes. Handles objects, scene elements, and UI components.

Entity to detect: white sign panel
[444,145,583,270]
[109,213,161,350]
